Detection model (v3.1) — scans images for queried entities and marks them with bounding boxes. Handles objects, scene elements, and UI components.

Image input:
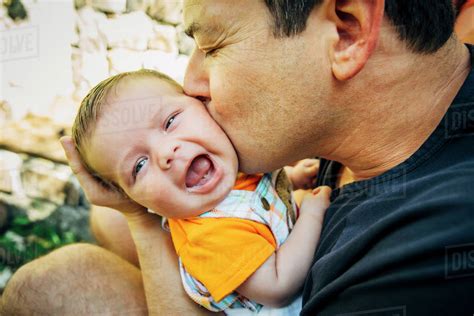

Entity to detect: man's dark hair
[264,0,456,54]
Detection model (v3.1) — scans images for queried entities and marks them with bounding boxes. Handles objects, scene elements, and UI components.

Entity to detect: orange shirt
[457,0,474,44]
[463,0,474,9]
[168,174,277,302]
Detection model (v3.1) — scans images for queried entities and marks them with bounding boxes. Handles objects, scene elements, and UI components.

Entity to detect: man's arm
[60,136,215,315]
[236,187,331,307]
[125,212,218,316]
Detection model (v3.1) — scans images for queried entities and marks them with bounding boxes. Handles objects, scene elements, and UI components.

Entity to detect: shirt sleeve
[464,0,474,9]
[169,217,277,302]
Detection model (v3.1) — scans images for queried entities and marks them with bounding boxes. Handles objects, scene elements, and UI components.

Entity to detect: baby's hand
[286,159,319,190]
[60,136,145,216]
[299,186,332,224]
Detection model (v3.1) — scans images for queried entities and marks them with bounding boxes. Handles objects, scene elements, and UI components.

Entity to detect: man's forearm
[126,213,214,316]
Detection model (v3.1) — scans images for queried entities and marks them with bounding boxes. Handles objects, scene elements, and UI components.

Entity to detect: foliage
[0,203,93,290]
[3,0,28,21]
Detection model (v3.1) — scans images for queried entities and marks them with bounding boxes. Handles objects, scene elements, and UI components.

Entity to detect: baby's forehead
[102,77,183,111]
[113,75,183,100]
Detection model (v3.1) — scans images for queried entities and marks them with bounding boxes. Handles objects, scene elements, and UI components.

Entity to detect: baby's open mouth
[185,155,215,188]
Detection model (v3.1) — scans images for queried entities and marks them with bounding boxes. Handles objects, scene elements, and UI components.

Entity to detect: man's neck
[326,40,471,186]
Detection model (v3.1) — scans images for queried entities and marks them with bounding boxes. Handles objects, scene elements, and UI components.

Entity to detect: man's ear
[328,0,385,81]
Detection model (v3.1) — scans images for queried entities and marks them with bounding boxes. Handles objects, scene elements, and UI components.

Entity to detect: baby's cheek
[128,185,161,208]
[150,186,177,212]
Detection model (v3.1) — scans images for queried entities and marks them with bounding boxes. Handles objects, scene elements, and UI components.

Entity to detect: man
[2,0,473,315]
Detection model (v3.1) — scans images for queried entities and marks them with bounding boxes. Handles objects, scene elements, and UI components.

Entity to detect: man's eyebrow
[185,21,225,40]
[185,22,201,39]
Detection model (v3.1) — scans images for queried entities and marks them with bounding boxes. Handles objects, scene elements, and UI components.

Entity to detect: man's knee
[2,243,146,315]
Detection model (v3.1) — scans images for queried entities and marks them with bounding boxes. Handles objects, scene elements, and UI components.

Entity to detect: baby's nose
[158,144,180,170]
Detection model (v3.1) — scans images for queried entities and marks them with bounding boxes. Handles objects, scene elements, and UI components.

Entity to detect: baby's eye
[133,157,148,178]
[165,113,179,130]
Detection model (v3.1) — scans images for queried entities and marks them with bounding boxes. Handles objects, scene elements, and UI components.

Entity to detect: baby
[72,69,330,314]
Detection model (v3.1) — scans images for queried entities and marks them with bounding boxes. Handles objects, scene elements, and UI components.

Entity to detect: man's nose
[157,142,180,170]
[183,47,211,100]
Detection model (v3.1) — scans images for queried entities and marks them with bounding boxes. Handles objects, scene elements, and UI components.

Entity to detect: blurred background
[0,0,472,295]
[0,0,191,292]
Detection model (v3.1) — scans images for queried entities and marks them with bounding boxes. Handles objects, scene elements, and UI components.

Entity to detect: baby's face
[86,76,238,218]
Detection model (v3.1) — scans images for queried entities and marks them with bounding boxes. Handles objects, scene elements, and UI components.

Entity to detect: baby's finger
[305,164,319,176]
[312,186,331,195]
[302,159,320,168]
[311,186,332,206]
[60,136,108,198]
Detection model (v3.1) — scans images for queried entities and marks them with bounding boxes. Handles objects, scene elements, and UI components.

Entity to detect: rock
[98,11,154,50]
[48,205,94,242]
[126,0,152,12]
[0,192,28,214]
[74,0,87,10]
[0,150,24,196]
[0,101,13,128]
[81,50,110,86]
[0,5,16,29]
[0,113,69,163]
[3,231,26,251]
[76,6,108,53]
[71,40,109,95]
[74,80,93,101]
[2,0,76,120]
[72,51,83,91]
[143,50,174,73]
[48,95,81,127]
[143,50,189,84]
[90,0,127,14]
[148,0,182,25]
[0,267,13,290]
[64,175,89,208]
[108,48,144,74]
[25,199,58,222]
[0,203,7,229]
[21,157,73,206]
[5,0,28,21]
[71,27,80,47]
[148,23,178,54]
[0,4,8,20]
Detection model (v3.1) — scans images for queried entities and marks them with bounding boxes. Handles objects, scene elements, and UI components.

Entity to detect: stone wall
[73,0,193,100]
[0,0,191,291]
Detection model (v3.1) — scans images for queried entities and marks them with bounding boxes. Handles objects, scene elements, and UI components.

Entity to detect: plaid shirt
[162,171,297,313]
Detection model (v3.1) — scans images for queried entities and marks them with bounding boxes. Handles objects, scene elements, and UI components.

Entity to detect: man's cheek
[207,95,232,122]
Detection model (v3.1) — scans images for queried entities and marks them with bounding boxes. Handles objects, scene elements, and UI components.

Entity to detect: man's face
[183,0,335,173]
[86,77,238,219]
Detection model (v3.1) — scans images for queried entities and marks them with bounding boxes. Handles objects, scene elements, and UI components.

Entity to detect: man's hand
[60,136,146,216]
[285,158,320,190]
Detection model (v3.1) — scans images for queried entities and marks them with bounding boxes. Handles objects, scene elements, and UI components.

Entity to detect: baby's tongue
[186,156,212,187]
